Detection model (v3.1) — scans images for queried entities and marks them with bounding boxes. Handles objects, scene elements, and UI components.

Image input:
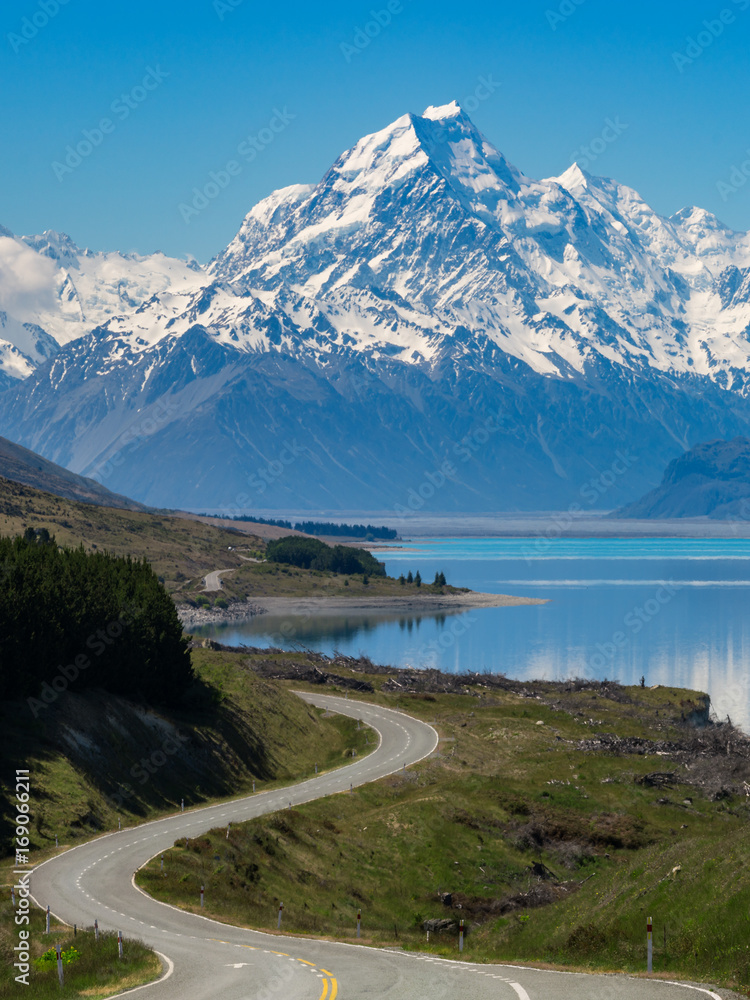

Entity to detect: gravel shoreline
[177,591,546,629]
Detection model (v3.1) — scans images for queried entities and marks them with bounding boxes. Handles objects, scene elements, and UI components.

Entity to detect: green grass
[0,898,160,999]
[0,648,374,857]
[136,667,750,995]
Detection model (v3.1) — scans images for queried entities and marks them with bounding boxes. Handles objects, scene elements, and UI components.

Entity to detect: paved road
[31,695,729,999]
[201,568,236,592]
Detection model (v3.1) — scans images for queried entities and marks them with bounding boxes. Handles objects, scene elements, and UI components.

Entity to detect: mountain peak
[421,100,463,121]
[556,161,591,190]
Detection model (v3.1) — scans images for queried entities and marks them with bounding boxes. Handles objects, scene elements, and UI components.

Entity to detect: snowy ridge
[4,103,750,510]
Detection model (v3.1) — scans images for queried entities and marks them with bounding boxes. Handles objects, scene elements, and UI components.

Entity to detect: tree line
[220,515,398,540]
[265,536,386,576]
[0,530,192,708]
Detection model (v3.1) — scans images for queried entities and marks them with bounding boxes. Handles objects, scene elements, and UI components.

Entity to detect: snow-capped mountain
[0,226,203,381]
[4,102,750,512]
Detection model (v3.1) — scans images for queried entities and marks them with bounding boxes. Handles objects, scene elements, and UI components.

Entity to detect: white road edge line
[94,950,174,999]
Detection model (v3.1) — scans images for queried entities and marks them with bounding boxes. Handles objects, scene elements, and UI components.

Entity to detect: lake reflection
[193,537,750,731]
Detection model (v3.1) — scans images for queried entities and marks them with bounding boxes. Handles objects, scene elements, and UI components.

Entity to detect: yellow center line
[329,977,338,1000]
[318,977,329,1000]
[270,950,290,956]
[321,968,334,976]
[297,958,317,966]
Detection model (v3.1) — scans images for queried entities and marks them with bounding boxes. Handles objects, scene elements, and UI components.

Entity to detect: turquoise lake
[193,537,750,731]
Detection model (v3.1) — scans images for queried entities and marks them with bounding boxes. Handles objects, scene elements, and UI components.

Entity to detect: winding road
[30,694,729,999]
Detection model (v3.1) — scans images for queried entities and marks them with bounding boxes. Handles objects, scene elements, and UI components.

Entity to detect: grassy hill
[136,647,750,995]
[0,644,371,856]
[0,477,458,606]
[0,435,149,512]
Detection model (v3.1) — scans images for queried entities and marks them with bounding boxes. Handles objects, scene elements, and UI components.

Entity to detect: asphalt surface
[30,694,733,999]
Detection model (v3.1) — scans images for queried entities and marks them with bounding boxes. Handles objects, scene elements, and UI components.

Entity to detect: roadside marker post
[55,835,58,848]
[357,908,361,938]
[277,902,284,929]
[94,919,99,942]
[459,919,464,953]
[118,931,123,959]
[160,855,164,872]
[73,923,77,936]
[315,764,317,774]
[10,888,15,907]
[253,781,256,793]
[118,816,121,830]
[226,823,231,839]
[45,905,50,934]
[200,885,205,908]
[181,799,184,812]
[647,916,653,973]
[56,944,63,986]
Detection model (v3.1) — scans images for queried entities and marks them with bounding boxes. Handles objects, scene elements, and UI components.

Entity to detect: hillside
[0,434,149,510]
[0,645,369,855]
[135,647,750,993]
[615,437,750,519]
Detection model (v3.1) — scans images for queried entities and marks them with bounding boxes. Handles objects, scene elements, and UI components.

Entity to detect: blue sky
[2,0,750,261]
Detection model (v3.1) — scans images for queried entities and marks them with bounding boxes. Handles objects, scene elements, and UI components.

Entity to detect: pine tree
[406,571,413,584]
[414,571,422,587]
[438,571,446,586]
[398,574,406,585]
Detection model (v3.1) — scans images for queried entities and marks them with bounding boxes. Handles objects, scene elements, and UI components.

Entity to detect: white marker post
[459,919,464,953]
[200,885,204,908]
[55,835,58,848]
[56,944,63,986]
[118,931,123,959]
[253,781,256,793]
[10,888,15,907]
[226,823,231,839]
[94,919,99,942]
[160,855,164,872]
[118,816,121,831]
[647,916,653,973]
[357,908,361,938]
[46,905,50,934]
[277,902,284,929]
[315,764,317,774]
[181,799,184,812]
